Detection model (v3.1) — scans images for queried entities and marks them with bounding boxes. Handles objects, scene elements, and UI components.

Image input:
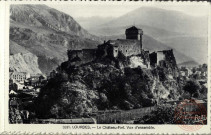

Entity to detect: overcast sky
[48,2,209,18]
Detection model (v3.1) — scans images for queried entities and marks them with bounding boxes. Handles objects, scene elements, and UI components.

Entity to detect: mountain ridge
[103,7,207,36]
[10,4,102,75]
[10,4,101,41]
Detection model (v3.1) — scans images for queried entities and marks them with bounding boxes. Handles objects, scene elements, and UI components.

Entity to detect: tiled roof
[126,26,141,30]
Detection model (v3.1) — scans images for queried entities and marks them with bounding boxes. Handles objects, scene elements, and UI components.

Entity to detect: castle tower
[125,26,143,50]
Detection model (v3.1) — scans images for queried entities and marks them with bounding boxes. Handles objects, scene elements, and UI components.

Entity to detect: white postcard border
[1,1,211,134]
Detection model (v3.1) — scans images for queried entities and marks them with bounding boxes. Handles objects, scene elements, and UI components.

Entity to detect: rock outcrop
[128,55,149,69]
[10,53,42,74]
[35,53,181,118]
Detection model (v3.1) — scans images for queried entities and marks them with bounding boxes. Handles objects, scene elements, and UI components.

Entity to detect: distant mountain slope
[161,36,207,64]
[10,5,100,41]
[10,5,102,75]
[103,7,207,36]
[88,24,181,41]
[178,61,199,68]
[75,16,114,30]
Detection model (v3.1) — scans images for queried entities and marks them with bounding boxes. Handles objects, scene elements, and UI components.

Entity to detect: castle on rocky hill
[67,26,177,69]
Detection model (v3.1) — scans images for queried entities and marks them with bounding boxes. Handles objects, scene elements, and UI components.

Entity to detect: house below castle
[10,71,30,82]
[67,26,177,68]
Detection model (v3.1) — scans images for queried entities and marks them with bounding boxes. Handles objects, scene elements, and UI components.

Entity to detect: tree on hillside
[183,80,200,98]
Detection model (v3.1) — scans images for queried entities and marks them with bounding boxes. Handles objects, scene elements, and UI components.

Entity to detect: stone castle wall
[107,39,141,57]
[149,49,177,69]
[112,46,119,58]
[157,51,165,65]
[118,44,140,57]
[149,52,157,67]
[67,49,97,66]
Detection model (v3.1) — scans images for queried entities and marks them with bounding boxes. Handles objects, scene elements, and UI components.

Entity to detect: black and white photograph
[8,3,208,127]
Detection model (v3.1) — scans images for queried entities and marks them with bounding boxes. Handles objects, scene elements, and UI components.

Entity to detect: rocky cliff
[10,53,42,74]
[129,56,148,68]
[35,52,181,118]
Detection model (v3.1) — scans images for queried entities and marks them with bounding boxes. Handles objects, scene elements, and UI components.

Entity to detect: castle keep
[126,26,143,49]
[67,26,176,68]
[97,26,143,58]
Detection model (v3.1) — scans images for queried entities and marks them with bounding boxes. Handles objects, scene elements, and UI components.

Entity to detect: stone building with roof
[97,26,143,58]
[10,71,30,82]
[67,26,144,64]
[67,26,176,68]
